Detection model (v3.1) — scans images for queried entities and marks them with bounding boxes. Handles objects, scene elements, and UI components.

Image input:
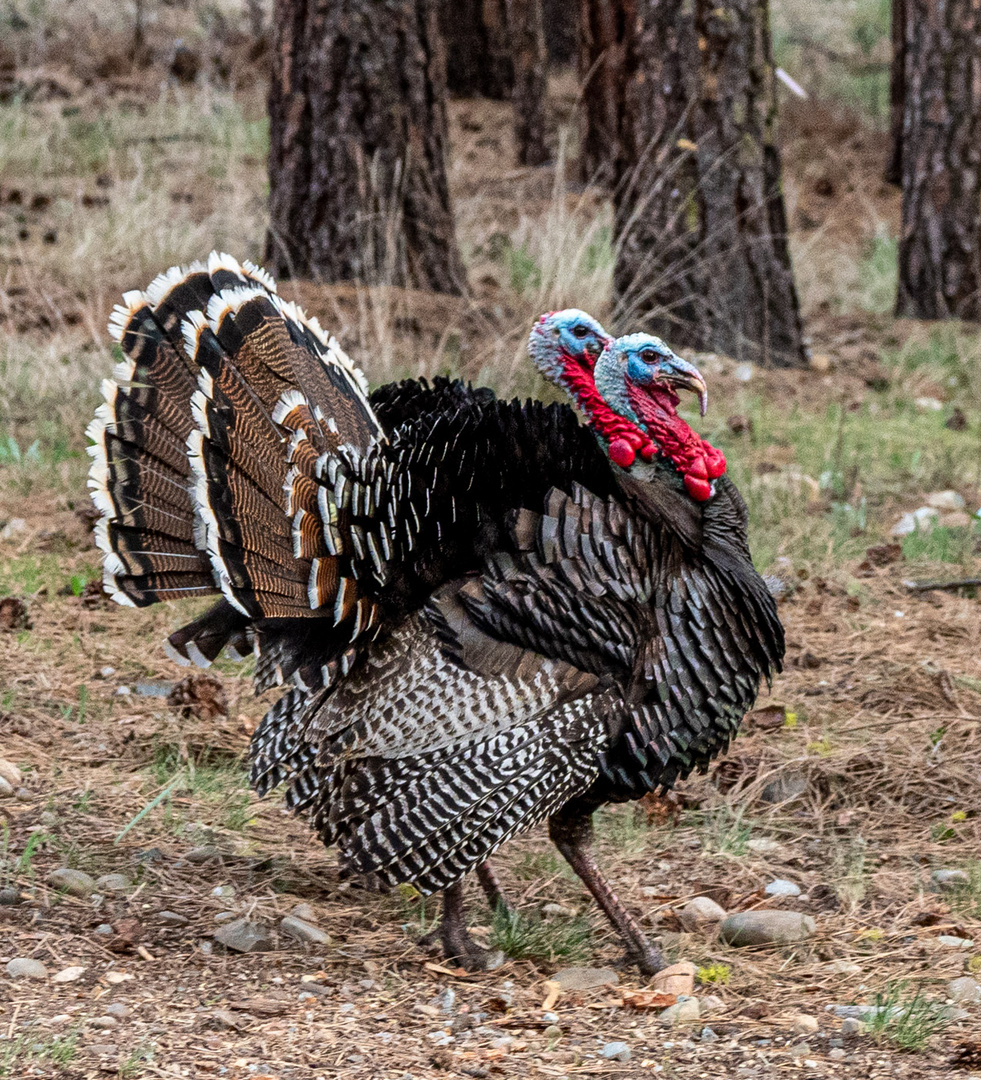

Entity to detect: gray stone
[0,887,22,905]
[890,506,939,538]
[94,923,113,935]
[186,846,221,864]
[213,918,275,953]
[765,879,801,898]
[760,771,809,804]
[0,777,12,798]
[926,490,965,511]
[792,1015,818,1035]
[156,910,188,926]
[6,957,48,979]
[600,1041,631,1062]
[949,977,981,1004]
[89,1016,117,1029]
[542,902,577,918]
[931,869,970,892]
[103,1003,130,1019]
[938,935,975,949]
[700,1027,719,1042]
[659,998,700,1025]
[552,966,619,991]
[699,995,726,1015]
[280,915,329,945]
[46,868,95,898]
[291,903,316,922]
[1,518,27,541]
[719,910,815,947]
[95,873,131,894]
[828,1048,846,1061]
[825,959,862,976]
[679,896,727,931]
[0,757,24,787]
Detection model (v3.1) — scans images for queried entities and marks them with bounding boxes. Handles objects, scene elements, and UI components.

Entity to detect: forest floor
[2,4,981,1078]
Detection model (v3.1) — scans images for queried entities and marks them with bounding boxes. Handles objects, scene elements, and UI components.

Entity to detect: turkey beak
[662,355,709,416]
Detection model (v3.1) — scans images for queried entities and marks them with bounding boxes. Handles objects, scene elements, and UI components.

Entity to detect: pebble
[213,918,275,953]
[89,1016,117,1029]
[679,896,727,931]
[699,994,726,1015]
[600,1041,631,1062]
[926,490,965,511]
[0,887,22,905]
[544,1024,562,1040]
[760,772,809,804]
[733,363,755,383]
[95,873,131,894]
[542,902,577,918]
[938,935,975,949]
[291,903,316,922]
[792,1015,819,1036]
[84,1043,118,1057]
[280,915,330,945]
[659,998,700,1025]
[949,977,981,1004]
[45,868,95,898]
[551,966,619,990]
[435,988,455,1013]
[700,1026,718,1042]
[651,961,696,996]
[765,879,801,898]
[51,965,86,983]
[890,506,939,537]
[931,869,970,892]
[156,910,189,926]
[211,885,235,899]
[828,1048,846,1061]
[0,777,13,797]
[719,910,815,947]
[824,959,861,976]
[94,923,113,935]
[746,836,781,854]
[103,1003,130,1019]
[0,757,23,787]
[214,911,238,924]
[0,518,27,540]
[185,847,220,864]
[6,957,48,979]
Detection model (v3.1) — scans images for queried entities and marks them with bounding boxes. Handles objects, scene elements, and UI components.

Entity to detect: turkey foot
[438,881,504,971]
[549,804,665,977]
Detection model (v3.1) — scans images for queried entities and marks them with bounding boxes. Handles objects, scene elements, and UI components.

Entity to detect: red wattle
[704,445,727,479]
[608,437,637,469]
[688,457,708,480]
[684,475,713,501]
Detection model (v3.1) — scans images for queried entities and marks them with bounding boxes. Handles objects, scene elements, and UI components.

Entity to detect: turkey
[87,253,784,973]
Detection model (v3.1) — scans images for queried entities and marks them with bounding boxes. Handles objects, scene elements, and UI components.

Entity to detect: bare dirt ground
[2,8,981,1078]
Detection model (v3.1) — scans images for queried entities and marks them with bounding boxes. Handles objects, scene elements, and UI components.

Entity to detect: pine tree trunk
[612,0,807,368]
[441,0,513,99]
[265,0,466,295]
[577,0,626,185]
[884,0,906,185]
[895,0,981,320]
[506,0,550,165]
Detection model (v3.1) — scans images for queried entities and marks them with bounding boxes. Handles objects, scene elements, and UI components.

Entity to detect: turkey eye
[641,349,657,364]
[571,325,589,339]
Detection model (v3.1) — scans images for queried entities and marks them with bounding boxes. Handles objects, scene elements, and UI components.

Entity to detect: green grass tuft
[864,983,951,1051]
[489,905,593,965]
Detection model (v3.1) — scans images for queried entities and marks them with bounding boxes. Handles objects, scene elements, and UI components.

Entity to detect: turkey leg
[549,803,665,976]
[476,860,512,914]
[438,880,503,971]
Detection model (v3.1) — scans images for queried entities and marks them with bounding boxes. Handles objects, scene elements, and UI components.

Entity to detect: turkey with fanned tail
[87,253,783,973]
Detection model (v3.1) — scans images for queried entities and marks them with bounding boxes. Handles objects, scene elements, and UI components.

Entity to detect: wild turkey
[88,253,784,973]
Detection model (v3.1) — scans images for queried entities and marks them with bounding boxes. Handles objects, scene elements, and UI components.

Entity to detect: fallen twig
[903,577,981,594]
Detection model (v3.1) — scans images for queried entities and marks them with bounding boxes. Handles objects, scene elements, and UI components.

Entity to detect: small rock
[0,887,22,905]
[281,915,329,945]
[95,873,131,894]
[291,903,316,922]
[824,959,861,976]
[746,836,782,854]
[940,511,973,528]
[733,363,755,383]
[792,1015,819,1036]
[926,490,965,511]
[840,1017,863,1036]
[84,1044,118,1057]
[435,987,456,1013]
[552,966,619,991]
[700,1026,719,1042]
[679,896,727,932]
[156,910,189,926]
[103,1003,130,1019]
[659,998,700,1026]
[0,518,27,541]
[214,911,238,924]
[949,977,981,1004]
[938,935,975,949]
[542,902,577,918]
[46,868,95,898]
[99,666,116,678]
[52,965,86,983]
[213,918,274,953]
[185,846,221,865]
[828,1048,846,1061]
[90,1016,117,1029]
[931,869,970,892]
[915,396,944,411]
[6,957,48,979]
[651,961,696,996]
[544,1024,562,1040]
[14,788,31,801]
[765,879,801,898]
[600,1041,631,1061]
[94,923,113,935]
[0,758,23,787]
[211,883,235,899]
[0,777,14,798]
[719,910,815,947]
[890,506,939,537]
[699,994,725,1015]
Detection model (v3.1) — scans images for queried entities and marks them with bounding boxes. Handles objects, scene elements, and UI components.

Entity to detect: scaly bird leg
[475,860,512,915]
[549,804,665,977]
[438,880,503,971]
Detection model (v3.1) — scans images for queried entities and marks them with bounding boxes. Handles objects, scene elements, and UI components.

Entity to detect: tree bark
[506,0,550,165]
[542,0,577,65]
[265,0,466,295]
[577,0,627,185]
[440,0,513,99]
[895,0,981,320]
[612,0,807,368]
[884,0,906,185]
